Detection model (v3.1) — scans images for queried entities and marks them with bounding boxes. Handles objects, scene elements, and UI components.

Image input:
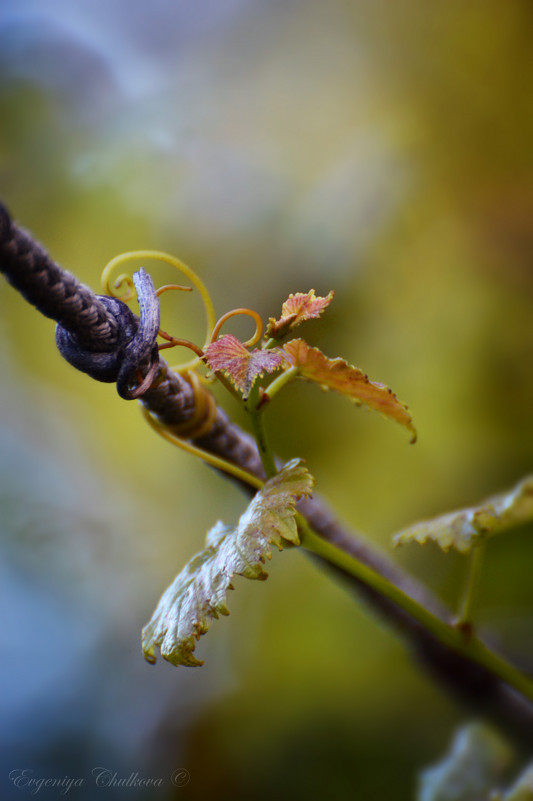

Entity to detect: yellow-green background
[1,1,533,798]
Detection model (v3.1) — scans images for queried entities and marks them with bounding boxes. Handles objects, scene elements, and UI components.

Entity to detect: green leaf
[417,723,511,801]
[394,475,533,554]
[266,289,334,339]
[142,460,315,667]
[281,338,417,442]
[204,334,283,398]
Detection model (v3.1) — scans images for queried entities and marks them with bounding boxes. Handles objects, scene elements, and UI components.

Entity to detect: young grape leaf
[281,338,417,442]
[417,723,511,801]
[394,475,533,554]
[266,289,335,339]
[142,459,314,667]
[204,334,283,398]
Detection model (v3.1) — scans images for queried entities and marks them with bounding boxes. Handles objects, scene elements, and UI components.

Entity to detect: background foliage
[1,1,533,798]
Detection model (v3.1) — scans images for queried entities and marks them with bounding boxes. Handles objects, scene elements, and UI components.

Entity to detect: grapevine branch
[1,203,532,748]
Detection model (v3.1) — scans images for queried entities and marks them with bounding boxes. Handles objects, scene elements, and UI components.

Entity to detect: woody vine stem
[1,202,533,749]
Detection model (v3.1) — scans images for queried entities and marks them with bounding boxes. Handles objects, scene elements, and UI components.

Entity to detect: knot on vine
[55,268,161,400]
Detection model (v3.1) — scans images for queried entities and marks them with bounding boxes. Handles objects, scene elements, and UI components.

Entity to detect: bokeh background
[1,1,533,798]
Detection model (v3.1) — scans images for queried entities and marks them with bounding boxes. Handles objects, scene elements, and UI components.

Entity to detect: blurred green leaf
[418,723,511,801]
[500,763,533,801]
[394,476,533,554]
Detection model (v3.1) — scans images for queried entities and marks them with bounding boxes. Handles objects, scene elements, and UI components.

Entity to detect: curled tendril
[170,370,218,439]
[101,250,216,372]
[140,401,262,490]
[157,330,205,359]
[155,284,193,297]
[210,308,264,348]
[104,271,136,302]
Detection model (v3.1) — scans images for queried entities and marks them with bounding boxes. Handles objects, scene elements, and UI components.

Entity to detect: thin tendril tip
[210,308,264,348]
[102,249,216,373]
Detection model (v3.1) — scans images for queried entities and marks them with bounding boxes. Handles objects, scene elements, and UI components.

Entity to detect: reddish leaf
[281,338,417,442]
[205,334,283,398]
[266,289,334,339]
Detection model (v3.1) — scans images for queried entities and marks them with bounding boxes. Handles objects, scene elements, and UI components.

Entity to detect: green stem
[297,517,533,705]
[246,383,278,478]
[263,365,299,403]
[456,541,485,626]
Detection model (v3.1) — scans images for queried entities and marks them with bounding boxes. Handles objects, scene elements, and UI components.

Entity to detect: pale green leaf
[418,723,511,801]
[394,476,533,554]
[142,460,314,667]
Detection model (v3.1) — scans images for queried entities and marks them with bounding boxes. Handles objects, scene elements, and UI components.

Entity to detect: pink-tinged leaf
[205,334,283,398]
[281,338,417,442]
[142,460,315,667]
[266,289,334,339]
